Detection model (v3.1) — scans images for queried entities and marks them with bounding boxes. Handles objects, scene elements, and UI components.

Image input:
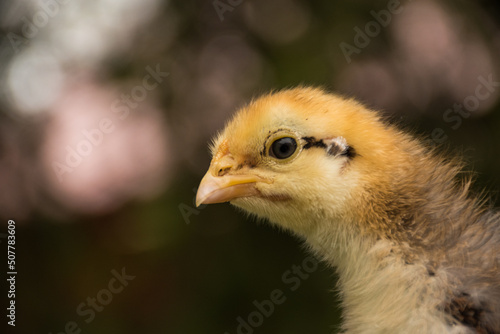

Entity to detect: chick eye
[269,137,297,159]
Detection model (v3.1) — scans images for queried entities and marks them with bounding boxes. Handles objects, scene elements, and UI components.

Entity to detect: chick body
[197,87,500,333]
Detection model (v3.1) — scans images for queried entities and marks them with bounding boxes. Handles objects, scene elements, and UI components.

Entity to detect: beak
[195,173,264,207]
[196,154,270,207]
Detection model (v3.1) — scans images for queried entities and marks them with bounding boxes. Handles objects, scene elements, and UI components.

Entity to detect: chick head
[196,87,392,236]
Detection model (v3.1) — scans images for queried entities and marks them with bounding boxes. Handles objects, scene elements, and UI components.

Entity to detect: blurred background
[1,0,499,333]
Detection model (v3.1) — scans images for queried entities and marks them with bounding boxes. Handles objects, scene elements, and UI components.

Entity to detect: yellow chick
[196,87,500,333]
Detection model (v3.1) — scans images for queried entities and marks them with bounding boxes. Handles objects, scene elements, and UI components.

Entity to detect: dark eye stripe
[302,136,326,149]
[302,136,356,159]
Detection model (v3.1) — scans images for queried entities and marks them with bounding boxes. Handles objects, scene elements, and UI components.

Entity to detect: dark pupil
[271,137,297,159]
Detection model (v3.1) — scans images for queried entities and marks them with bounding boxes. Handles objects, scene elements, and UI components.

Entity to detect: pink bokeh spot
[42,81,171,215]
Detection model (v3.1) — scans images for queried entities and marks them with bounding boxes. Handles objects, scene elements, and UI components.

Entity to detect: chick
[196,87,500,334]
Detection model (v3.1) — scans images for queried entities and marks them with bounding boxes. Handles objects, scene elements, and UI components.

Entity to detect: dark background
[0,0,499,333]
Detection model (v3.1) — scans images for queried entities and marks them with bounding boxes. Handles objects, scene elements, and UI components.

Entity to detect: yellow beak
[195,172,264,207]
[196,149,272,207]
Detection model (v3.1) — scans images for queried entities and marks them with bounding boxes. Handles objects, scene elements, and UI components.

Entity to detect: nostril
[212,153,236,176]
[217,166,231,176]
